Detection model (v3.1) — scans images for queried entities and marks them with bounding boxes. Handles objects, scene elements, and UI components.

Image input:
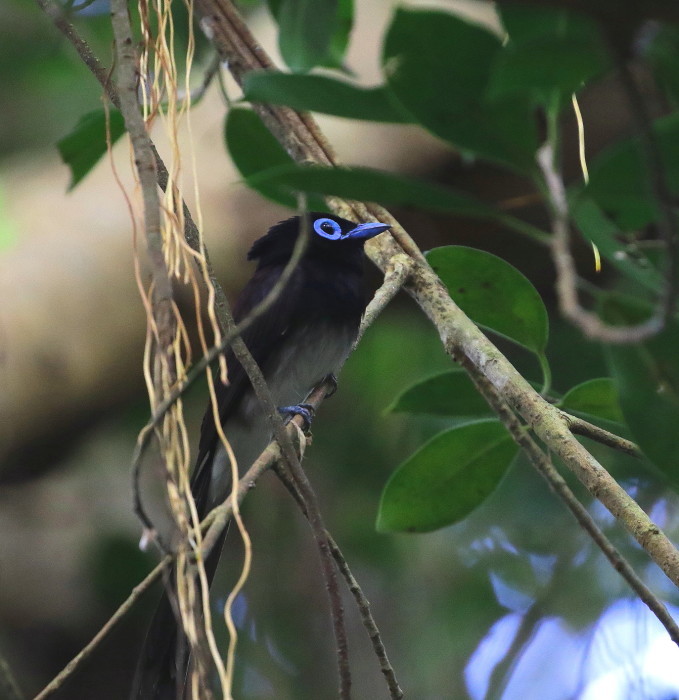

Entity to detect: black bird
[132,212,390,699]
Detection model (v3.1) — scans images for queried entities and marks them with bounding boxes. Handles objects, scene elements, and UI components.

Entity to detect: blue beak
[345,221,391,240]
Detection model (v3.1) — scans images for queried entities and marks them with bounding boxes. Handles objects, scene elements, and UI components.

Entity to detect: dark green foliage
[426,246,549,357]
[492,4,610,106]
[603,298,679,480]
[58,109,125,190]
[244,163,503,218]
[243,72,410,123]
[383,8,538,173]
[224,107,325,210]
[583,111,679,230]
[377,419,517,533]
[267,0,352,73]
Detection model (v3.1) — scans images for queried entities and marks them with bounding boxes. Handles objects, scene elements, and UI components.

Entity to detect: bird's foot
[324,373,338,398]
[278,403,315,431]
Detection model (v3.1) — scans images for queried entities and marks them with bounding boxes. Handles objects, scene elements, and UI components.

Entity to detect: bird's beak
[345,222,391,240]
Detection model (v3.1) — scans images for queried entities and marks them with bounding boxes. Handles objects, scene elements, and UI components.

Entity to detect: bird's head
[247,212,391,267]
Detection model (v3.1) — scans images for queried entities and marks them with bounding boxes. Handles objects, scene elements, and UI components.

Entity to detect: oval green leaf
[276,0,340,73]
[383,8,538,173]
[377,419,517,533]
[246,163,501,219]
[224,107,325,210]
[243,72,409,123]
[426,246,549,356]
[58,109,126,190]
[387,369,493,417]
[268,0,354,71]
[558,378,625,424]
[388,369,543,417]
[489,5,609,106]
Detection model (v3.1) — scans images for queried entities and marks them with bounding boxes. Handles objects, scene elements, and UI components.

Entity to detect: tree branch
[561,411,644,459]
[467,370,679,646]
[194,0,679,590]
[110,0,177,387]
[273,459,404,700]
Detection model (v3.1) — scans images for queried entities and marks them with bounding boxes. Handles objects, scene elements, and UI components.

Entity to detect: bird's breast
[243,320,357,417]
[208,321,357,506]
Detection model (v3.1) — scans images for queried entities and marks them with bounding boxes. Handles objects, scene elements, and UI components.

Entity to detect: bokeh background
[2,0,679,698]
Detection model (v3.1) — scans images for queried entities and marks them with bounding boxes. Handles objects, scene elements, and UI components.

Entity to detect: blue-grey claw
[278,403,315,431]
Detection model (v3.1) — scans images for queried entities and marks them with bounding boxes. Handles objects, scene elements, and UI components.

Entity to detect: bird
[132,211,390,699]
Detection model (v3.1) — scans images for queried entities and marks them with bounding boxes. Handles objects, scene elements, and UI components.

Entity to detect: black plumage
[132,212,389,699]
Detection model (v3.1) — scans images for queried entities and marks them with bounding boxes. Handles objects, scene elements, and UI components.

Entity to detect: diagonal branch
[466,369,679,646]
[195,0,679,591]
[561,411,643,459]
[36,4,411,697]
[110,0,177,386]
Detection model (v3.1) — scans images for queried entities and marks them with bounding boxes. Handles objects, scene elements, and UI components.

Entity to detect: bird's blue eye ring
[313,217,343,240]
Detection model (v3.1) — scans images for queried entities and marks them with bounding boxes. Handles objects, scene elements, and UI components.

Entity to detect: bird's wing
[190,264,304,514]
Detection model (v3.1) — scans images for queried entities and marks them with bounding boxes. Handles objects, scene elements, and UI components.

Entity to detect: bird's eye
[313,217,342,240]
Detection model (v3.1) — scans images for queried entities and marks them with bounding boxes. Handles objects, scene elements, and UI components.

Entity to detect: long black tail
[130,526,228,700]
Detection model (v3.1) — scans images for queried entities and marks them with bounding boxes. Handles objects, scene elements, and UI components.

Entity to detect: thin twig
[485,601,542,700]
[327,536,404,700]
[273,453,404,699]
[36,0,118,105]
[278,439,352,698]
[465,367,679,646]
[182,53,222,104]
[561,411,644,459]
[351,253,413,350]
[538,140,665,343]
[111,0,176,379]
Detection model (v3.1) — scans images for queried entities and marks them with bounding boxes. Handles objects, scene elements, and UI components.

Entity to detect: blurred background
[2,0,679,698]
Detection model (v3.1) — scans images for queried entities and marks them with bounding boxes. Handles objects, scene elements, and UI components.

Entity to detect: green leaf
[246,163,502,218]
[377,419,517,533]
[387,369,494,417]
[490,5,609,105]
[583,110,679,230]
[570,197,663,293]
[57,109,125,190]
[603,298,679,479]
[243,72,409,123]
[388,369,544,417]
[382,8,538,173]
[276,0,340,73]
[559,378,625,424]
[224,107,325,210]
[426,246,549,356]
[324,0,353,70]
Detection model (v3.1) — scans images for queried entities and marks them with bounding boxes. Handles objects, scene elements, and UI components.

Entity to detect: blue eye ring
[313,217,343,240]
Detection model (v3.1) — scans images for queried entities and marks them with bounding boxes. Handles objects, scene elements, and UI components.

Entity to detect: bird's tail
[130,526,229,700]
